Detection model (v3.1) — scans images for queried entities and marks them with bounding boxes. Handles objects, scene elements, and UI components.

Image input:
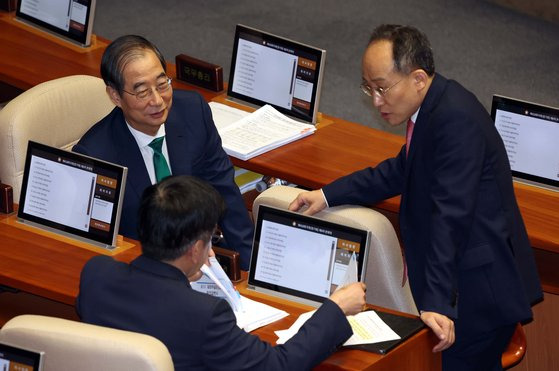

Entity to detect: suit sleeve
[419,112,485,318]
[191,95,254,270]
[323,145,407,207]
[201,299,352,370]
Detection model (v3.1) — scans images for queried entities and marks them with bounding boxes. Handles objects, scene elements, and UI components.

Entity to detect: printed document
[275,309,400,346]
[191,257,288,332]
[210,103,316,160]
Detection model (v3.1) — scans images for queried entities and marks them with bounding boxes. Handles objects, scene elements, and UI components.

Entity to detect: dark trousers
[442,324,517,371]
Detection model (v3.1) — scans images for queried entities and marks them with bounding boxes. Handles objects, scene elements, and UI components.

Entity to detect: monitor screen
[18,141,127,249]
[248,205,369,306]
[0,342,44,371]
[227,24,326,124]
[491,95,559,190]
[16,0,97,47]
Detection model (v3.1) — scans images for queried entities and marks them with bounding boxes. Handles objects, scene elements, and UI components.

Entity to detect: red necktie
[406,119,415,157]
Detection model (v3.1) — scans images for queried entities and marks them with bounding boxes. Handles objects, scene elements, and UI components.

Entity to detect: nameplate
[0,183,13,214]
[213,246,241,282]
[175,54,223,92]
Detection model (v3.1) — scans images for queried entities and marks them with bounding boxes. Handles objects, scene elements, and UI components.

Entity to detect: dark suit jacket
[73,90,253,269]
[323,73,542,336]
[76,255,352,371]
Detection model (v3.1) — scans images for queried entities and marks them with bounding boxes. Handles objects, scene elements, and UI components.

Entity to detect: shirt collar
[125,121,167,148]
[410,108,420,124]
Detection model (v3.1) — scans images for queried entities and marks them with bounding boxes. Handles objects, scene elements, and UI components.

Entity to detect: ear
[189,239,208,265]
[411,69,429,92]
[106,86,123,107]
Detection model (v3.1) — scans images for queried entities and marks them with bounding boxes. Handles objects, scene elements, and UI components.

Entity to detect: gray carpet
[93,0,559,136]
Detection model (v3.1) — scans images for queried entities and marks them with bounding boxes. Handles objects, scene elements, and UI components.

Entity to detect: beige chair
[0,75,114,200]
[0,315,174,371]
[252,185,418,315]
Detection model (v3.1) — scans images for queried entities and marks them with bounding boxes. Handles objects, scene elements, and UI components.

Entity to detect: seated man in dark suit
[76,175,366,371]
[73,35,253,269]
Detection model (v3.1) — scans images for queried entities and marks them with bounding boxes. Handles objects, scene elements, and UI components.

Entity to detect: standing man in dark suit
[77,175,366,371]
[73,35,254,269]
[289,24,542,370]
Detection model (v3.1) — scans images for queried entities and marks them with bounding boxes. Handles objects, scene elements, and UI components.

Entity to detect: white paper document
[275,309,400,346]
[211,103,316,161]
[335,252,358,292]
[236,296,289,333]
[191,257,288,332]
[343,310,400,346]
[208,102,250,131]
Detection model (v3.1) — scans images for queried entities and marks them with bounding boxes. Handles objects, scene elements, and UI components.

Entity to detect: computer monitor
[491,95,559,190]
[227,24,326,124]
[16,0,97,47]
[248,205,370,307]
[0,342,44,371]
[17,141,127,249]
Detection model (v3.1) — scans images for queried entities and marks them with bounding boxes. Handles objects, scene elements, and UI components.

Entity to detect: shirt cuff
[320,188,330,208]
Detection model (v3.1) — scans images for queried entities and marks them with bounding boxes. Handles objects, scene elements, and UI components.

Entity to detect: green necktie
[148,136,171,182]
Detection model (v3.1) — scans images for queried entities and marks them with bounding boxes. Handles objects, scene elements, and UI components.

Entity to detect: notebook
[0,342,44,371]
[247,205,370,307]
[17,141,127,249]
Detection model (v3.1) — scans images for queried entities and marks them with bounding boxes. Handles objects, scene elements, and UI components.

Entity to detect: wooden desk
[0,212,439,370]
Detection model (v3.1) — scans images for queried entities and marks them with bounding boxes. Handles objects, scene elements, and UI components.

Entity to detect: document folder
[344,310,425,355]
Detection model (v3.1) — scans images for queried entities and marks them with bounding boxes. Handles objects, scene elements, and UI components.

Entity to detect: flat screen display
[491,95,559,190]
[248,205,369,306]
[0,342,44,371]
[16,0,97,47]
[228,24,326,124]
[18,141,127,249]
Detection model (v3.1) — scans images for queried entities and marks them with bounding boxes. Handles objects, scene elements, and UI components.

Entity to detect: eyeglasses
[211,230,223,245]
[122,77,172,100]
[360,77,403,98]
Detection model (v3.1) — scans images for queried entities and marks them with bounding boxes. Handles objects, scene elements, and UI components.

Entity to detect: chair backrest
[0,315,174,371]
[0,74,115,200]
[252,185,418,315]
[502,323,526,369]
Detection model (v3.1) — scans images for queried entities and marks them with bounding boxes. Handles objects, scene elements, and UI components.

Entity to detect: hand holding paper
[191,257,288,332]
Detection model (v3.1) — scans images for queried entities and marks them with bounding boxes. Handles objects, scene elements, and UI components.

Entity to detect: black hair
[369,24,435,76]
[138,175,226,261]
[100,34,167,94]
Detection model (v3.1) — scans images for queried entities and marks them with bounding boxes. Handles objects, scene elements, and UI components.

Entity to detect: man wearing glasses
[74,35,254,269]
[289,24,541,370]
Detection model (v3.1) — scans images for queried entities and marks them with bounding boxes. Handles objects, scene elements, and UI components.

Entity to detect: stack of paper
[191,257,288,332]
[209,102,316,161]
[234,166,264,194]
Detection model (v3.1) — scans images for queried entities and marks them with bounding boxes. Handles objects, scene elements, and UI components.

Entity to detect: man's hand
[420,311,455,352]
[288,190,327,215]
[329,282,367,316]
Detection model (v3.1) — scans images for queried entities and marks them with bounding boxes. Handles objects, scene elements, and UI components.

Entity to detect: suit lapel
[165,110,192,175]
[402,73,448,202]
